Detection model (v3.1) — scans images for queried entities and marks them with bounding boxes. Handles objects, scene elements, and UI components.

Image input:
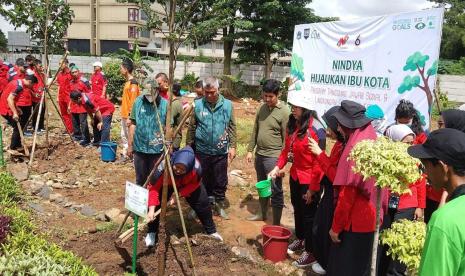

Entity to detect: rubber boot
[272,207,283,225]
[215,200,230,220]
[247,197,269,221]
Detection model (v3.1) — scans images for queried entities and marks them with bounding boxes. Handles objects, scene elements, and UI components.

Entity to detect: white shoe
[312,262,327,275]
[209,232,224,242]
[145,232,156,247]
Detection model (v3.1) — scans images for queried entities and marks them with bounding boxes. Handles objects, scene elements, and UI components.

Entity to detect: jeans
[72,113,89,142]
[92,115,112,145]
[196,153,228,201]
[3,106,31,150]
[255,154,283,208]
[290,177,319,252]
[148,184,216,234]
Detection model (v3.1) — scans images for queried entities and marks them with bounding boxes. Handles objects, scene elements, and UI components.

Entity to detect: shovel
[16,121,30,156]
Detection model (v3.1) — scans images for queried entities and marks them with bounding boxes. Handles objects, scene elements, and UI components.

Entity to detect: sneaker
[312,262,327,275]
[145,232,157,247]
[24,131,33,137]
[79,140,91,147]
[37,129,46,135]
[209,232,224,242]
[292,251,316,268]
[287,239,304,255]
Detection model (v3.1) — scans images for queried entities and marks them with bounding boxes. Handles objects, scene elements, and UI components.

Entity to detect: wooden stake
[16,121,29,156]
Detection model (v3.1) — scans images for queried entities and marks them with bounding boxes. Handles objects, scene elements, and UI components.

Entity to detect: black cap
[408,128,465,169]
[15,58,26,67]
[333,100,372,129]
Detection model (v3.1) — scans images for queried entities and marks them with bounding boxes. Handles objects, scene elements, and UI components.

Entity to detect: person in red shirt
[68,66,91,146]
[90,61,107,98]
[56,58,73,134]
[307,106,345,275]
[70,91,114,146]
[155,72,169,100]
[8,58,27,82]
[0,73,37,150]
[379,124,427,275]
[327,100,388,276]
[27,59,47,135]
[145,146,223,247]
[394,100,427,145]
[269,101,324,268]
[0,60,12,94]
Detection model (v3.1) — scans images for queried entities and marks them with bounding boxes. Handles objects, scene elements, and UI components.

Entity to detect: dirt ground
[3,96,317,275]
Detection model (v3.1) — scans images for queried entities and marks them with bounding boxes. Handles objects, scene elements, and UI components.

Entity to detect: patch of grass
[111,120,122,142]
[0,172,21,204]
[236,117,254,145]
[96,222,118,233]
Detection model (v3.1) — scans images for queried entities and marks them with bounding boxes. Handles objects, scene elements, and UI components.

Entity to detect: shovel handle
[16,121,29,156]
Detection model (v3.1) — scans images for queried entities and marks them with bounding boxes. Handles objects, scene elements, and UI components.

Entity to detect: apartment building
[65,0,151,55]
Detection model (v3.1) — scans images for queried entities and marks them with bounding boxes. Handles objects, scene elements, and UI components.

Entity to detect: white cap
[93,61,103,68]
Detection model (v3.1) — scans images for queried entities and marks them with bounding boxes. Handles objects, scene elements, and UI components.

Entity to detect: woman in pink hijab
[327,100,385,276]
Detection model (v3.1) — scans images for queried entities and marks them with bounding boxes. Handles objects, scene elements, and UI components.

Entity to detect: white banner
[289,8,444,128]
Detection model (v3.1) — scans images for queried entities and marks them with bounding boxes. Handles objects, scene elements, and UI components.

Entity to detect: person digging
[145,146,223,247]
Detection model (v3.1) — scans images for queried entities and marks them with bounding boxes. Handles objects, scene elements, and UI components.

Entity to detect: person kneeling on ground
[69,91,115,147]
[145,146,223,247]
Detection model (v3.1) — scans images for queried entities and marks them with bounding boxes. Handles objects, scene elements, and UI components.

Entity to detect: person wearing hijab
[269,100,324,268]
[327,100,388,276]
[438,109,465,133]
[379,124,426,276]
[366,104,387,137]
[307,106,345,275]
[146,146,223,247]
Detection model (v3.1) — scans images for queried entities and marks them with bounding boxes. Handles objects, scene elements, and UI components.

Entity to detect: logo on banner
[304,28,310,39]
[297,31,302,40]
[310,30,320,39]
[427,15,436,29]
[337,35,349,47]
[392,18,411,30]
[415,22,426,30]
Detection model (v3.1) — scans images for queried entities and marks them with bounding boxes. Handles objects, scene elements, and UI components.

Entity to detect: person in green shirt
[408,128,465,276]
[171,83,184,150]
[246,79,289,225]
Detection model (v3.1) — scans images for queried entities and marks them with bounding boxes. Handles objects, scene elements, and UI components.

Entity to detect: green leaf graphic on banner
[398,75,421,93]
[427,60,438,76]
[403,52,430,71]
[290,53,305,82]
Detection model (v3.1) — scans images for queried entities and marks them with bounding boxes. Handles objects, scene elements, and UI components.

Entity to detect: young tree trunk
[264,47,272,79]
[371,187,382,276]
[222,26,234,97]
[157,1,176,275]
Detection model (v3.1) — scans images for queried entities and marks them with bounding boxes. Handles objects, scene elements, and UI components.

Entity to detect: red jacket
[32,70,46,103]
[0,63,10,94]
[8,67,31,107]
[316,141,344,183]
[414,132,427,145]
[148,160,202,207]
[276,120,324,191]
[57,69,72,103]
[80,93,115,116]
[398,175,427,209]
[332,186,376,233]
[91,71,107,97]
[0,80,28,116]
[69,75,90,113]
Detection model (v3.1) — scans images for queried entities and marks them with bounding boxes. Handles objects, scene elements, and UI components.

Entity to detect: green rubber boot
[215,200,230,220]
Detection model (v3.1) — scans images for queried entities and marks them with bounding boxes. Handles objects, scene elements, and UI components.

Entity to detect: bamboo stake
[16,121,29,156]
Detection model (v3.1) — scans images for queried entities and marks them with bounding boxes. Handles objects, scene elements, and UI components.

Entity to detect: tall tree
[236,0,322,79]
[429,0,465,59]
[0,0,74,64]
[0,30,7,52]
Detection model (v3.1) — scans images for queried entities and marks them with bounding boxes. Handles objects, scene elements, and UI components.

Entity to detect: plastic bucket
[100,142,117,162]
[255,179,272,198]
[261,225,292,263]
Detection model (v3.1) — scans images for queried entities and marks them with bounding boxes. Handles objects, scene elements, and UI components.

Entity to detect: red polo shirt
[90,71,107,97]
[69,75,90,113]
[80,93,114,116]
[8,67,31,107]
[32,70,46,103]
[0,79,28,116]
[57,69,72,103]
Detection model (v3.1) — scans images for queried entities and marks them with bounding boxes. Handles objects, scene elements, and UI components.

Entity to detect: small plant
[180,72,199,91]
[0,216,11,244]
[380,219,426,273]
[0,172,20,204]
[103,59,127,103]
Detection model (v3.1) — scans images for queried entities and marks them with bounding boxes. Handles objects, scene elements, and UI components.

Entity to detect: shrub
[0,216,11,245]
[103,59,126,103]
[0,172,20,204]
[380,219,427,273]
[180,72,199,91]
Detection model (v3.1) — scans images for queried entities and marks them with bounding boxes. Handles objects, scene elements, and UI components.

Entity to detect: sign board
[125,181,149,218]
[289,8,444,128]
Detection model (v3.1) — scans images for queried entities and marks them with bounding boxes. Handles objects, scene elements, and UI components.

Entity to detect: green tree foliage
[0,0,74,55]
[429,0,465,59]
[180,72,199,91]
[103,59,126,102]
[398,51,438,114]
[0,30,7,52]
[380,219,427,273]
[235,0,326,79]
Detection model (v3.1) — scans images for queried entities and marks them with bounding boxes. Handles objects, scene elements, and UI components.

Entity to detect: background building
[66,0,151,55]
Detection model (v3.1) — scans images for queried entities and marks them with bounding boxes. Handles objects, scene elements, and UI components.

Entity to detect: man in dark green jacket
[408,128,465,276]
[246,79,289,225]
[186,76,237,219]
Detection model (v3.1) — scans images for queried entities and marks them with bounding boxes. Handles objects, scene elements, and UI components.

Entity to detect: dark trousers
[327,231,374,276]
[148,185,216,234]
[290,177,319,252]
[255,154,283,208]
[3,106,31,150]
[312,176,334,270]
[92,115,112,145]
[197,153,228,201]
[31,101,45,130]
[72,112,90,142]
[425,198,439,224]
[378,207,415,276]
